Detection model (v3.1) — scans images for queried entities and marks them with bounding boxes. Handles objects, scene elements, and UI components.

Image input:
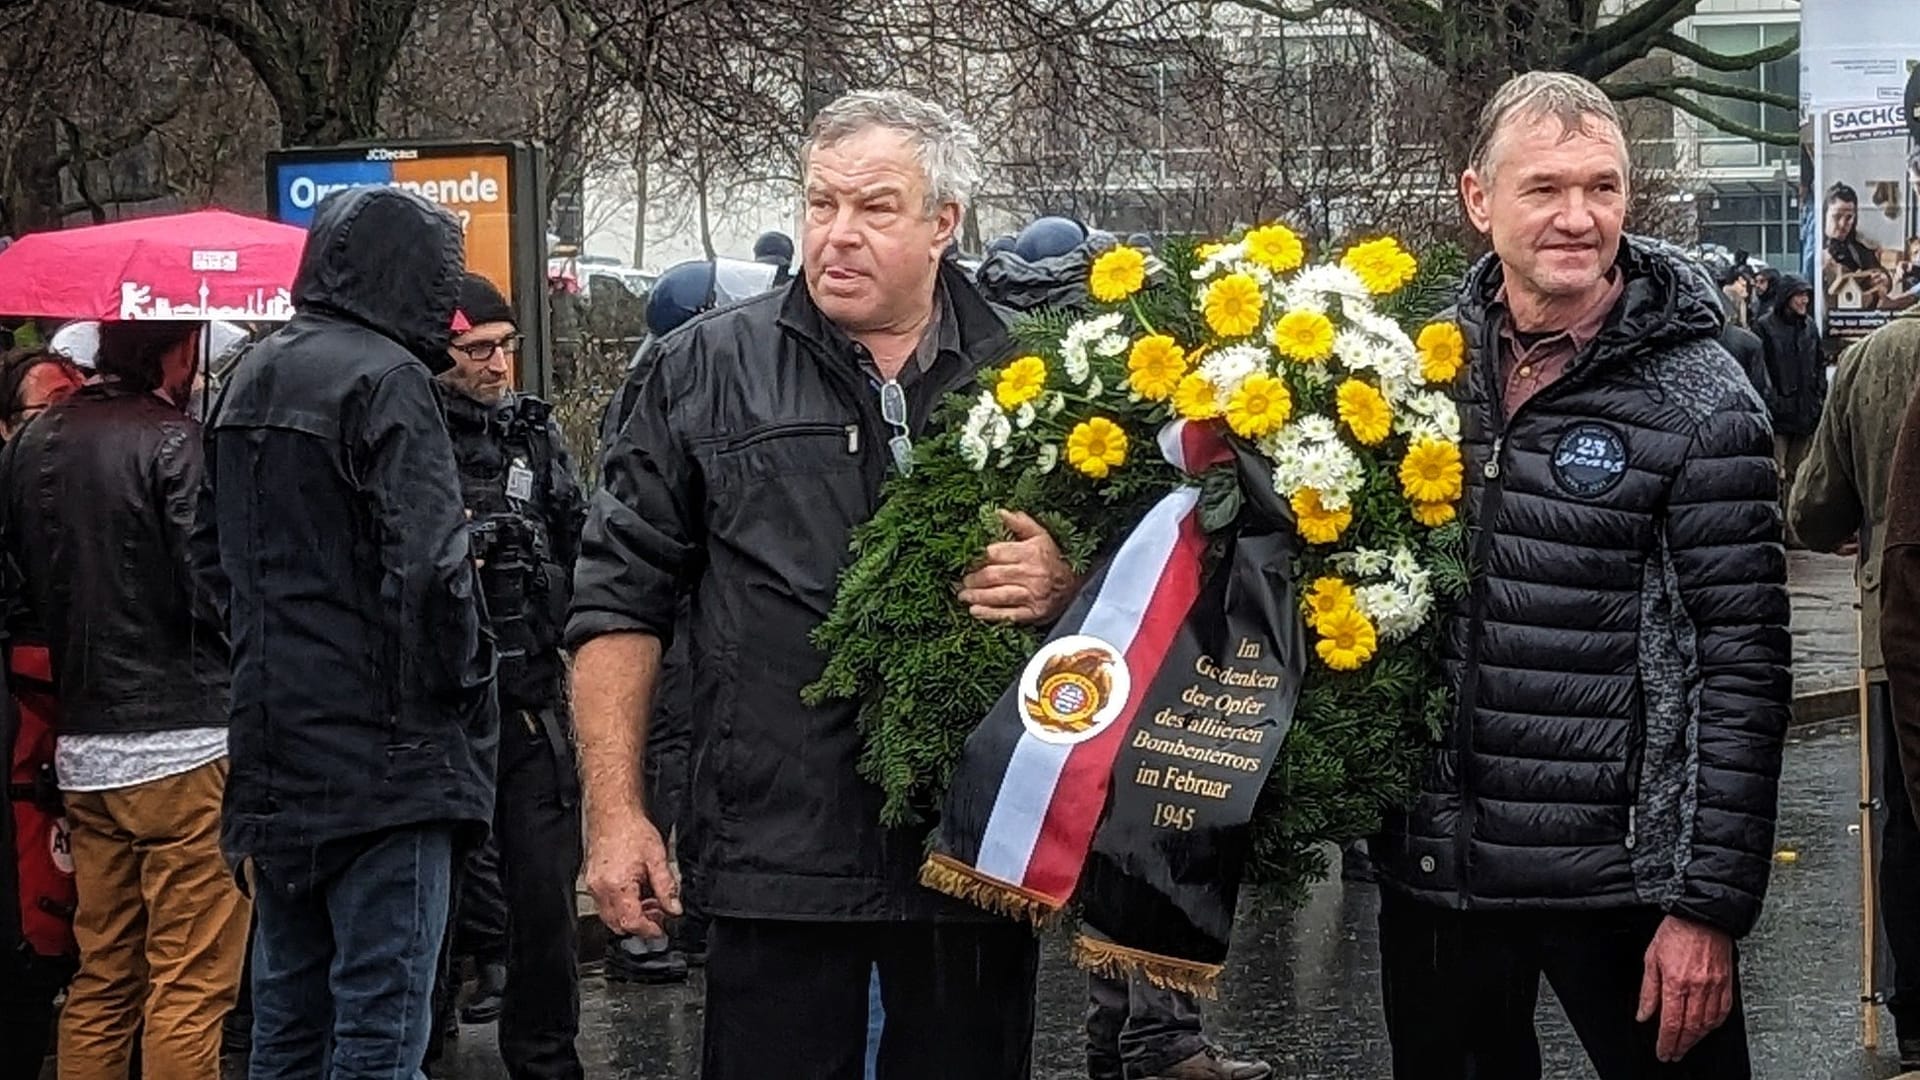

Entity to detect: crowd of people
[2,67,1919,1080]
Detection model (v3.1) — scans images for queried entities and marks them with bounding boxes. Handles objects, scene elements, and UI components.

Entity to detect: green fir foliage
[807,234,1473,908]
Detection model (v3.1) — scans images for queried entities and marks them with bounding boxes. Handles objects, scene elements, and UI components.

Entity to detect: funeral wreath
[805,226,1469,910]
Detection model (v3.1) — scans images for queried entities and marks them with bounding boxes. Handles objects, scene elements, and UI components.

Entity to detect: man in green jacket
[1791,309,1920,1067]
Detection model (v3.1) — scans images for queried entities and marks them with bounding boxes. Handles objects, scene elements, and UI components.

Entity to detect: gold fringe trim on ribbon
[1071,934,1224,1000]
[919,853,1064,928]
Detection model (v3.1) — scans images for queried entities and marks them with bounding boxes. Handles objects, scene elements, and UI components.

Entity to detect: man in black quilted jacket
[1371,71,1792,1079]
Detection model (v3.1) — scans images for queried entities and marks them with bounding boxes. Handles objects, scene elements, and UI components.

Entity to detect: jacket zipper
[1452,326,1616,892]
[1454,428,1506,887]
[715,421,851,453]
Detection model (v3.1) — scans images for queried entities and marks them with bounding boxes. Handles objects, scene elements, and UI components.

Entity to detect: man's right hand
[585,810,681,938]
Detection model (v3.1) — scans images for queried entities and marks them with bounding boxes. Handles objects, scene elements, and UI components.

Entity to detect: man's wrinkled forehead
[804,127,927,199]
[1485,110,1630,182]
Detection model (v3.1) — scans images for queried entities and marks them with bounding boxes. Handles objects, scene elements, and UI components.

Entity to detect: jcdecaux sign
[267,141,551,392]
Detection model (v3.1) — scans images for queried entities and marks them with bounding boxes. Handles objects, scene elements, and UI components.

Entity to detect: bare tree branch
[1651,29,1799,72]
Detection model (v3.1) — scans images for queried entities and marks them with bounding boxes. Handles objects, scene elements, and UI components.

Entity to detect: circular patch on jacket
[1550,423,1629,498]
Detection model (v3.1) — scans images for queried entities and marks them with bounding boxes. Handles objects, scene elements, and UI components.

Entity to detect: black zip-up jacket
[1754,276,1826,438]
[202,187,497,862]
[441,388,583,713]
[1373,237,1793,938]
[0,384,228,734]
[568,263,1014,920]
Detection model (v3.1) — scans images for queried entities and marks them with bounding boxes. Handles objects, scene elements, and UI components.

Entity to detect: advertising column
[266,142,551,393]
[1800,0,1920,344]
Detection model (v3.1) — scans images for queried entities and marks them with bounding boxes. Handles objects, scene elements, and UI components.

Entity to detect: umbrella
[0,209,306,322]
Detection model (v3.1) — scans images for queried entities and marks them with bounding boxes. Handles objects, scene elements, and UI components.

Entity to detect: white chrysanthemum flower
[1397,391,1462,441]
[1014,403,1037,430]
[984,409,1012,450]
[1044,392,1067,418]
[1036,443,1060,474]
[1086,374,1105,400]
[1197,344,1266,399]
[1292,439,1366,504]
[959,433,991,470]
[1288,264,1370,310]
[1191,242,1248,281]
[1356,583,1421,643]
[1294,415,1338,444]
[1388,545,1423,583]
[1350,308,1417,356]
[1063,345,1091,385]
[1333,328,1387,373]
[1348,546,1391,578]
[1096,333,1130,358]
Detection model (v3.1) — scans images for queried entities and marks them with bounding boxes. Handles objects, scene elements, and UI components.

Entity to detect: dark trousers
[0,955,67,1078]
[1086,971,1206,1079]
[453,832,508,966]
[428,712,584,1080]
[247,824,454,1080]
[494,713,585,1079]
[1378,889,1751,1080]
[700,917,1039,1080]
[1873,682,1920,1035]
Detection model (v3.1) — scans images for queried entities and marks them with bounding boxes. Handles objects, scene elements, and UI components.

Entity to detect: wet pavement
[442,724,1904,1078]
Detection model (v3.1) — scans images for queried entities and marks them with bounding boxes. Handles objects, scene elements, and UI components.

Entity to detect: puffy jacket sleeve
[360,362,490,698]
[565,340,704,650]
[1665,395,1792,937]
[1788,342,1862,552]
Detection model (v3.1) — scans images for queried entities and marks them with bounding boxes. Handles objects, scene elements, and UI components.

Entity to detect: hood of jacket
[1459,234,1725,365]
[1773,274,1814,322]
[291,187,466,371]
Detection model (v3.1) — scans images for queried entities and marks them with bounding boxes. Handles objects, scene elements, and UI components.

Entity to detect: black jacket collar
[776,260,1011,371]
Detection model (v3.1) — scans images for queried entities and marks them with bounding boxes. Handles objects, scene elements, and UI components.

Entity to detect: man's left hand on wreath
[959,509,1078,626]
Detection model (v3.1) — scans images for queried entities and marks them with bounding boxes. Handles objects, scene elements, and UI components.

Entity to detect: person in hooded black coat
[199,187,496,1079]
[1753,274,1826,490]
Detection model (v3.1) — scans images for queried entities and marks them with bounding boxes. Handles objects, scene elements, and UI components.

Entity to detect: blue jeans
[247,825,455,1080]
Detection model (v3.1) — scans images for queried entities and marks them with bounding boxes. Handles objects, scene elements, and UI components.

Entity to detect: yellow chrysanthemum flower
[1314,604,1378,671]
[1416,321,1467,385]
[1269,309,1335,363]
[1341,237,1418,296]
[1412,500,1456,527]
[994,355,1048,410]
[1224,373,1291,438]
[1126,335,1187,402]
[1335,379,1393,446]
[1066,417,1129,479]
[1243,223,1305,274]
[1203,273,1265,338]
[1089,246,1148,303]
[1195,242,1226,262]
[1290,487,1353,545]
[1172,373,1222,421]
[1400,438,1465,504]
[1304,576,1356,622]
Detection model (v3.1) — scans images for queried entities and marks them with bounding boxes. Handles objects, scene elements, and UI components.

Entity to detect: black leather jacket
[0,383,229,735]
[569,264,1014,920]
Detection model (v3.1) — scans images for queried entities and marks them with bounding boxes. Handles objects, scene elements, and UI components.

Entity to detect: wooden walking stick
[1863,657,1882,1050]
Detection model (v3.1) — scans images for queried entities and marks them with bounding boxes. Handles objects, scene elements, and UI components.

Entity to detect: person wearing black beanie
[426,269,589,1079]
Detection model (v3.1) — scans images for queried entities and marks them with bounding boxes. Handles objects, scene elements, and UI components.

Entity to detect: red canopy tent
[0,209,306,322]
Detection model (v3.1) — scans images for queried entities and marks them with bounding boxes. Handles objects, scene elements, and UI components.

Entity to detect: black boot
[605,935,689,984]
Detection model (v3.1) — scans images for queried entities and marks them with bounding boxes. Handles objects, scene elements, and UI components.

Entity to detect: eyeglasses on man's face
[452,335,523,363]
